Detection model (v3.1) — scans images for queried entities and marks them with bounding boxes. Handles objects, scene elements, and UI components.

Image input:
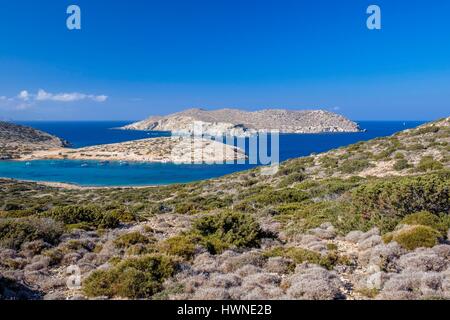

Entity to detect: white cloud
[0,89,108,111]
[18,90,30,101]
[35,89,108,102]
[90,94,108,102]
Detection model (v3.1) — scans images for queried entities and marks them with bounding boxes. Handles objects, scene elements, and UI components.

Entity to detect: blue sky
[0,0,449,121]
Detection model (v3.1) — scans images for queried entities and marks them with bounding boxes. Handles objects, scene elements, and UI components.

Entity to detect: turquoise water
[0,121,424,186]
[0,160,249,186]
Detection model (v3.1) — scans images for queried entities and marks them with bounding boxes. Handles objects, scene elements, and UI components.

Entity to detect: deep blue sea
[0,121,424,186]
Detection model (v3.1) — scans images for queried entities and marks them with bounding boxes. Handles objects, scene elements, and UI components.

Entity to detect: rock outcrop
[121,108,362,136]
[0,121,69,160]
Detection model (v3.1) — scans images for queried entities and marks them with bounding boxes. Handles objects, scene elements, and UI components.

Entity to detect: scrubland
[1,117,449,300]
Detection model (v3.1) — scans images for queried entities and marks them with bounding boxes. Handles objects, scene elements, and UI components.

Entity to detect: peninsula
[0,121,69,160]
[0,121,245,163]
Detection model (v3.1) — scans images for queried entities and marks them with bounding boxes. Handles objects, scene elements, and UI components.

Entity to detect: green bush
[276,157,311,176]
[394,153,405,160]
[43,205,120,229]
[114,232,151,249]
[192,211,263,254]
[278,173,306,188]
[275,203,304,215]
[0,218,63,249]
[274,172,449,236]
[83,254,176,298]
[401,211,450,237]
[173,195,232,214]
[387,225,441,250]
[109,208,137,223]
[0,209,37,218]
[158,235,197,260]
[351,172,450,219]
[401,211,439,227]
[174,202,197,214]
[319,156,339,169]
[339,159,371,174]
[393,159,411,171]
[276,199,393,235]
[417,156,444,172]
[304,178,362,199]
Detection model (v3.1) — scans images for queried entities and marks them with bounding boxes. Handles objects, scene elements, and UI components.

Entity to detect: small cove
[0,121,424,186]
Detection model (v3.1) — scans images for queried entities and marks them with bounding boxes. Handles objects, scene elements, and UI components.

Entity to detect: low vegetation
[42,205,126,230]
[263,247,348,271]
[0,117,449,300]
[383,225,441,250]
[190,211,265,254]
[83,254,176,299]
[0,217,63,249]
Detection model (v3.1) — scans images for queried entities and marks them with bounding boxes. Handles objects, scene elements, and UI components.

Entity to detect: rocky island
[121,108,362,136]
[0,121,245,163]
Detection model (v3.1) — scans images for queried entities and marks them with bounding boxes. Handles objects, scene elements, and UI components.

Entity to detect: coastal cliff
[0,121,69,160]
[121,108,362,136]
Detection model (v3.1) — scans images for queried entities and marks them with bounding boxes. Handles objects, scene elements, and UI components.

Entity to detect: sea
[0,121,424,187]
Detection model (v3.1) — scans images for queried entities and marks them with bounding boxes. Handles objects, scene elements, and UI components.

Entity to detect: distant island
[0,121,245,163]
[121,108,362,136]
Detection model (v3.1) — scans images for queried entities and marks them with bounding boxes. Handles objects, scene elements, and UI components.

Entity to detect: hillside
[0,121,69,160]
[121,108,362,136]
[0,117,449,300]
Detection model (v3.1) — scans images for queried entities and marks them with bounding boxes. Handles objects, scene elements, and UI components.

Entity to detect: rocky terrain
[19,137,246,164]
[0,121,69,160]
[121,108,362,136]
[0,122,245,163]
[0,117,449,300]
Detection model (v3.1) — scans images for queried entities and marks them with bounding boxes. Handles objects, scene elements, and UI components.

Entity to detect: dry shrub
[379,271,446,300]
[396,248,448,272]
[285,264,344,300]
[192,287,231,300]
